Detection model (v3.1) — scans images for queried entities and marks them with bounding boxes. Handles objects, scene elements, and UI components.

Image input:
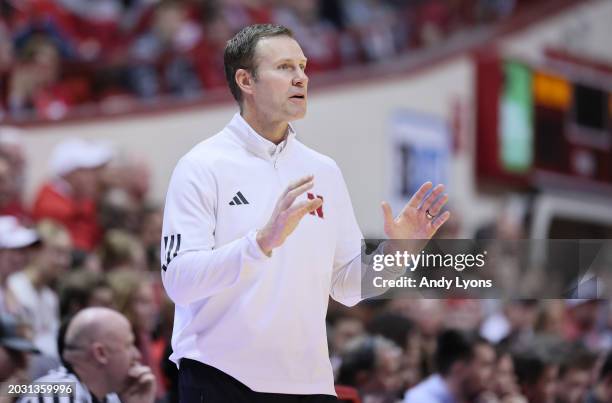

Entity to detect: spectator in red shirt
[32,138,113,252]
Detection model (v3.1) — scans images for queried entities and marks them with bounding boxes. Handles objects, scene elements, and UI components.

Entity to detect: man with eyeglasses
[18,308,155,403]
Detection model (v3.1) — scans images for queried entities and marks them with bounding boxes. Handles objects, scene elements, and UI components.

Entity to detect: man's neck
[241,109,288,145]
[73,367,109,402]
[87,379,109,401]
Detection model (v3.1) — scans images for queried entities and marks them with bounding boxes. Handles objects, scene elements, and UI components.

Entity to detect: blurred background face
[250,36,308,123]
[375,344,403,394]
[22,36,61,85]
[556,368,591,403]
[37,233,72,284]
[506,302,538,331]
[288,0,319,22]
[0,158,12,206]
[89,285,115,309]
[332,317,364,354]
[133,282,156,333]
[154,3,185,42]
[32,41,59,68]
[494,353,520,397]
[463,343,496,400]
[140,209,162,247]
[64,167,102,199]
[525,365,558,403]
[399,332,423,389]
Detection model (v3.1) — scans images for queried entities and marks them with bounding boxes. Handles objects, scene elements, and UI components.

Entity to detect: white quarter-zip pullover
[161,113,366,395]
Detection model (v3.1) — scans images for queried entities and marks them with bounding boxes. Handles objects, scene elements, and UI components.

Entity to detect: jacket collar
[227,112,296,161]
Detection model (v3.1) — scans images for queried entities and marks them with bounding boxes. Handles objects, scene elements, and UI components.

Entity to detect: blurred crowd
[0,0,529,121]
[0,128,171,400]
[0,125,610,403]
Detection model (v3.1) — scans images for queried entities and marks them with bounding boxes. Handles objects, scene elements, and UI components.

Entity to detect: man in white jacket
[161,23,450,403]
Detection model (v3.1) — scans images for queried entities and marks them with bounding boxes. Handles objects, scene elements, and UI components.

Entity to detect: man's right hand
[256,175,323,256]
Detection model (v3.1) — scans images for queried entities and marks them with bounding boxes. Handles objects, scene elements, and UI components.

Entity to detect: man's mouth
[289,95,306,100]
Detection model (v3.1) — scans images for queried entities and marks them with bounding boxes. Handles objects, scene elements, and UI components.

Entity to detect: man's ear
[91,342,108,365]
[235,68,255,97]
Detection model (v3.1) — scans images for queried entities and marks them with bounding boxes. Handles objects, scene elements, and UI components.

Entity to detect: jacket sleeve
[160,156,269,306]
[329,164,406,307]
[328,163,364,307]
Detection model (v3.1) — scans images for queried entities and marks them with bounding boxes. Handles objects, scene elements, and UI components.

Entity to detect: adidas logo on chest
[229,191,249,206]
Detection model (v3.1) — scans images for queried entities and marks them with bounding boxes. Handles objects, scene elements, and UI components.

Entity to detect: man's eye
[300,65,306,71]
[279,64,291,70]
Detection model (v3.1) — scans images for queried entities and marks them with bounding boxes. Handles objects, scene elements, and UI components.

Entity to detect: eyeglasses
[62,343,87,351]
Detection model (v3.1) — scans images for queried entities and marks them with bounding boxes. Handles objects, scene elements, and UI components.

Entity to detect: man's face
[37,235,72,283]
[249,36,308,124]
[525,365,558,403]
[332,318,363,354]
[494,354,520,397]
[375,345,403,394]
[462,344,496,400]
[556,368,591,403]
[65,167,101,199]
[105,318,141,392]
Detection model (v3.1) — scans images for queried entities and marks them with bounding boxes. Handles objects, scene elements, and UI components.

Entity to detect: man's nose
[293,70,308,87]
[132,344,142,361]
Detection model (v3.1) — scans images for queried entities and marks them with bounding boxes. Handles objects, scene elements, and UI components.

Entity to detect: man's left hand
[381,182,450,240]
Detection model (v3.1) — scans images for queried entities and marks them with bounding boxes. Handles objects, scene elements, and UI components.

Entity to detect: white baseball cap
[49,138,114,177]
[0,216,39,249]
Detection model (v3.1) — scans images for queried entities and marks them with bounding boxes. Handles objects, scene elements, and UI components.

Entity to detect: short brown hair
[224,24,293,105]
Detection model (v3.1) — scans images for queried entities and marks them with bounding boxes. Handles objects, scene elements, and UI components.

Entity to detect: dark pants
[178,359,339,403]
